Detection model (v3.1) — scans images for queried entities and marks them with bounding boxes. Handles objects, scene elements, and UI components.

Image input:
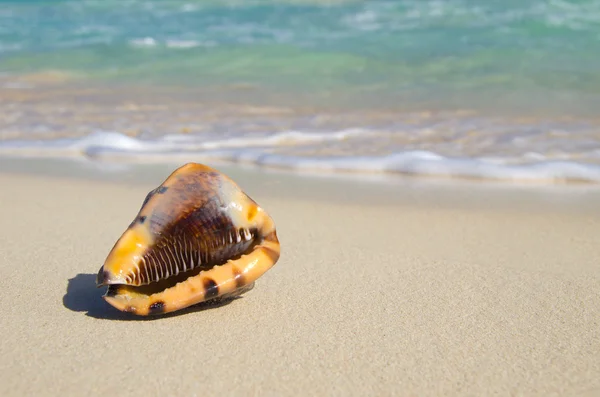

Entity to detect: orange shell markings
[96,163,280,316]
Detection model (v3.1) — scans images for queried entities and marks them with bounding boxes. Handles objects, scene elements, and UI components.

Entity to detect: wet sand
[0,166,599,396]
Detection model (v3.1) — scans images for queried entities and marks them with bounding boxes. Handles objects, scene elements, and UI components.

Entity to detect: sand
[1,166,599,396]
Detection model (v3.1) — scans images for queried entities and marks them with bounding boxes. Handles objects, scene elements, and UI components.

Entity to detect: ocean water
[1,0,600,183]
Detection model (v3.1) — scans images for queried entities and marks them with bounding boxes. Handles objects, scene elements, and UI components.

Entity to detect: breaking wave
[3,130,600,184]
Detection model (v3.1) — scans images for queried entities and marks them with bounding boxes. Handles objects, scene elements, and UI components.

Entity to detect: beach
[2,1,600,394]
[1,165,599,396]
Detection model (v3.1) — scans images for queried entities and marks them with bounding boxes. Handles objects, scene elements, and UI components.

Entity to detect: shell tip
[96,268,110,287]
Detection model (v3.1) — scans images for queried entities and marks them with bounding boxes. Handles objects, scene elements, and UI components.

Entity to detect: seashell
[96,163,280,315]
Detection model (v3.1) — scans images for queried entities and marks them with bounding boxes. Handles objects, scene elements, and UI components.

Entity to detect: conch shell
[96,163,280,315]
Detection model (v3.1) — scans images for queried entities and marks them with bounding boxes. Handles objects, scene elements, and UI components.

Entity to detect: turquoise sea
[1,0,600,183]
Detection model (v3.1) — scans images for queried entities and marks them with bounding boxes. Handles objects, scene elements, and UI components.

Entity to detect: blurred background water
[1,0,600,183]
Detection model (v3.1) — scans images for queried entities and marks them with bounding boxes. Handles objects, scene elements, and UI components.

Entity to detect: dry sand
[0,167,599,396]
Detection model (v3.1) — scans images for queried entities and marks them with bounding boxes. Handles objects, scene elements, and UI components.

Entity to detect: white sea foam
[129,38,214,49]
[129,37,158,47]
[3,130,600,184]
[165,40,202,49]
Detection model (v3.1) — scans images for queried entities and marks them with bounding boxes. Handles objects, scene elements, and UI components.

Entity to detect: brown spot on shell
[232,266,246,289]
[264,230,278,243]
[203,278,219,300]
[97,269,111,286]
[149,301,165,315]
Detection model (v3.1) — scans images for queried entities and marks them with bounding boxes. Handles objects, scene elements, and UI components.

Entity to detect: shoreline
[3,155,600,214]
[3,78,600,186]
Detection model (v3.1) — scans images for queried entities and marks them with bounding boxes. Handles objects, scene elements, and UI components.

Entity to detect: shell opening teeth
[131,226,259,288]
